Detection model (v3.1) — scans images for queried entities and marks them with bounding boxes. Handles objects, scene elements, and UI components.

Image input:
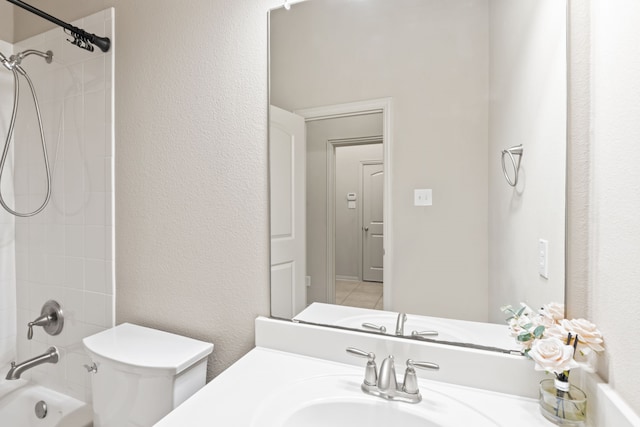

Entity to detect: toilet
[83,323,214,427]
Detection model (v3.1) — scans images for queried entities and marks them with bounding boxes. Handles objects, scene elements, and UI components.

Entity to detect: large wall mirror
[269,0,567,350]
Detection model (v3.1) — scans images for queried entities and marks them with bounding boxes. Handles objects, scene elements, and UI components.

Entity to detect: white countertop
[155,347,554,427]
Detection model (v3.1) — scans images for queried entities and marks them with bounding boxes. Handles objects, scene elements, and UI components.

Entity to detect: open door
[270,105,306,318]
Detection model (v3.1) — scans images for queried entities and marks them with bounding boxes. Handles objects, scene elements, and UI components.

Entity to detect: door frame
[295,98,393,310]
[329,137,383,292]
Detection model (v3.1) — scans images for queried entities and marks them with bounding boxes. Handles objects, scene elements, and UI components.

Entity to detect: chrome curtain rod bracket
[5,0,110,53]
[501,145,523,187]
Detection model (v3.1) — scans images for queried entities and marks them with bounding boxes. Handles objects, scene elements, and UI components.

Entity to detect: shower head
[9,49,53,66]
[0,49,53,74]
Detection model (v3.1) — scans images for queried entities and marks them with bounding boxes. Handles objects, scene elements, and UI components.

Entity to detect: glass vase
[539,379,587,426]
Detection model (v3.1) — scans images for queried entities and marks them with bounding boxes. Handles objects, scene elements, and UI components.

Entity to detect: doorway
[333,143,383,309]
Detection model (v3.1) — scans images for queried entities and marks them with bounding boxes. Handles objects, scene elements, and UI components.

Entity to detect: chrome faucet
[395,313,407,336]
[395,312,440,338]
[347,347,439,403]
[5,346,59,380]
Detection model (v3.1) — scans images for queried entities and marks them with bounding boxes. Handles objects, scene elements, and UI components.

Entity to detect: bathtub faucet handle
[28,314,53,340]
[27,300,64,340]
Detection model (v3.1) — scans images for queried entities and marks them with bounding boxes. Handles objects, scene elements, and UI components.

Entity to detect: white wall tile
[53,65,82,103]
[84,292,108,327]
[85,192,106,225]
[84,259,106,294]
[85,159,106,193]
[65,225,84,258]
[85,226,105,260]
[66,257,84,290]
[64,191,86,225]
[45,254,66,285]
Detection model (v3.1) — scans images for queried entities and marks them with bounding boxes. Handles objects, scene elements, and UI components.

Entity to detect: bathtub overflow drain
[35,400,48,419]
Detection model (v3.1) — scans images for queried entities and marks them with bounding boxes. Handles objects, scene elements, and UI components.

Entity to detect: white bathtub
[0,376,93,427]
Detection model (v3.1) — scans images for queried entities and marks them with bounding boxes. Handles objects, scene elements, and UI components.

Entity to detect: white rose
[544,324,568,341]
[528,337,579,374]
[533,313,554,329]
[561,318,605,353]
[540,302,565,323]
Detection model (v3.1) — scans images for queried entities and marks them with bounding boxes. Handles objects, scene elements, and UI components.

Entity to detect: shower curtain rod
[5,0,110,52]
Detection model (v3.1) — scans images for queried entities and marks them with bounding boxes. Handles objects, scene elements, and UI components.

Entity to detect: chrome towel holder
[501,145,523,187]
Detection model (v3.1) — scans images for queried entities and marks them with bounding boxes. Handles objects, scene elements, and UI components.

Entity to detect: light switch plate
[414,189,432,206]
[539,239,549,279]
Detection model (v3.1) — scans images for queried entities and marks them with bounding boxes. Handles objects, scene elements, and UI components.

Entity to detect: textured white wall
[112,0,271,379]
[487,0,566,322]
[590,0,640,414]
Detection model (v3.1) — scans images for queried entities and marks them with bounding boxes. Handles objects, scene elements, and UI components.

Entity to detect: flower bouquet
[501,303,604,425]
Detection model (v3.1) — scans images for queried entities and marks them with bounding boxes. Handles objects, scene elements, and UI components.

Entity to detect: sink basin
[334,313,472,342]
[251,374,499,427]
[283,400,439,427]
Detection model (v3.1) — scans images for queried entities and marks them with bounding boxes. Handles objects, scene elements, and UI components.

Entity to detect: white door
[270,105,306,318]
[362,162,384,282]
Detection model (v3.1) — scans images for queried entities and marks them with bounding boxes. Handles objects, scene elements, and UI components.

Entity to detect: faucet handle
[411,330,439,339]
[362,323,387,333]
[28,314,53,340]
[402,359,440,394]
[346,347,377,386]
[27,301,64,340]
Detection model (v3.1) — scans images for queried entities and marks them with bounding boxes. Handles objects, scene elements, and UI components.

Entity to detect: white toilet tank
[83,323,214,427]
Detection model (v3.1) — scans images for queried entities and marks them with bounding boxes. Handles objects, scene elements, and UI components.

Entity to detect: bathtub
[0,375,93,427]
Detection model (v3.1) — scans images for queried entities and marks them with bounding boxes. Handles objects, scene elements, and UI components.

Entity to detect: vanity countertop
[154,347,554,427]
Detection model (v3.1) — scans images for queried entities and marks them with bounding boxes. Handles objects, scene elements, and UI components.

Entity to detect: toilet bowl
[83,323,214,427]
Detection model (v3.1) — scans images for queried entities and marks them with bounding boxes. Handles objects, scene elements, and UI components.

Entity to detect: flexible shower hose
[0,65,51,217]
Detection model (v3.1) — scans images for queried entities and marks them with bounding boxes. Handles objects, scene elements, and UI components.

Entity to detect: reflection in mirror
[269,0,567,351]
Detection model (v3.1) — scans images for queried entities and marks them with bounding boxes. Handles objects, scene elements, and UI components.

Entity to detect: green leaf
[516,306,527,317]
[522,323,533,330]
[517,332,532,342]
[533,325,546,338]
[500,305,516,316]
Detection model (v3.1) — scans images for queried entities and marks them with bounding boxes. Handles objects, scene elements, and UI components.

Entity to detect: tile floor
[335,280,383,310]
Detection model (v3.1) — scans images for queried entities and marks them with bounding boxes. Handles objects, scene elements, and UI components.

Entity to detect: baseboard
[335,275,359,282]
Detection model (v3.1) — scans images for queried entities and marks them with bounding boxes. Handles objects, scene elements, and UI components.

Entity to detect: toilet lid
[82,323,214,375]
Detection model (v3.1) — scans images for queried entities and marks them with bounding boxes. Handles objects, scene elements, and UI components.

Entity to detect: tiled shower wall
[0,39,17,367]
[13,9,114,401]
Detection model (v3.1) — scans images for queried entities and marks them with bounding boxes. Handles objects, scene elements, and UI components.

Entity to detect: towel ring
[501,145,523,187]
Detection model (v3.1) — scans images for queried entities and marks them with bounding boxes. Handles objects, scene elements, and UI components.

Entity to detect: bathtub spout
[5,347,59,380]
